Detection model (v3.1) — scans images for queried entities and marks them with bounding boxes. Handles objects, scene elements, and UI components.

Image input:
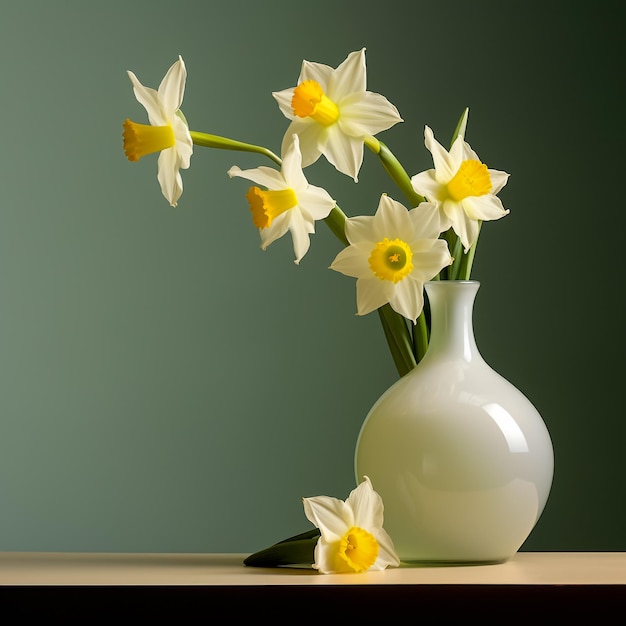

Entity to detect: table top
[0,551,624,586]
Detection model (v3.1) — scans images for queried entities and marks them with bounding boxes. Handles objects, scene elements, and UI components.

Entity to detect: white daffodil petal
[409,202,444,240]
[344,214,376,245]
[259,212,291,250]
[461,139,480,162]
[303,496,351,541]
[444,201,476,252]
[313,537,347,574]
[372,529,401,569]
[327,48,366,100]
[424,126,457,183]
[463,194,510,221]
[299,58,335,88]
[329,245,372,279]
[338,91,403,136]
[281,135,309,191]
[158,55,186,114]
[346,477,384,530]
[372,195,414,240]
[356,279,392,317]
[410,240,453,283]
[442,198,468,232]
[289,209,313,264]
[489,169,510,194]
[462,218,480,253]
[172,117,193,168]
[127,72,165,126]
[272,87,296,120]
[389,278,423,324]
[157,148,183,207]
[410,170,445,203]
[281,120,325,169]
[296,186,335,220]
[227,165,286,190]
[449,135,468,169]
[322,126,363,182]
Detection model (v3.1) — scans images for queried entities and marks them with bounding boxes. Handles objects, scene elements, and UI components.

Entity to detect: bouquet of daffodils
[123,50,509,572]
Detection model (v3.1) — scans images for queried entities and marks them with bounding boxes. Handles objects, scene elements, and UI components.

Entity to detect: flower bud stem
[190,131,282,167]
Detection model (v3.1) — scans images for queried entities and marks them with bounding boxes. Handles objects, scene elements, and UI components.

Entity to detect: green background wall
[0,0,623,553]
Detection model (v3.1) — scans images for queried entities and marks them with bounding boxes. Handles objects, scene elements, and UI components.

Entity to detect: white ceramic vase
[354,280,554,563]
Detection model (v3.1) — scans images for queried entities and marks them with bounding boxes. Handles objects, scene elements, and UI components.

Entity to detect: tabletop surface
[0,551,624,586]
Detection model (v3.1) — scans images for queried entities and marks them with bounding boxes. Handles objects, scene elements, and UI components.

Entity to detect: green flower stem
[457,221,481,280]
[444,229,464,281]
[366,136,424,208]
[190,131,282,167]
[378,309,410,376]
[378,304,417,376]
[412,310,429,363]
[324,206,349,247]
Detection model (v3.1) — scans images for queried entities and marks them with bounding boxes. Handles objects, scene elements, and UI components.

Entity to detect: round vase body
[355,281,554,563]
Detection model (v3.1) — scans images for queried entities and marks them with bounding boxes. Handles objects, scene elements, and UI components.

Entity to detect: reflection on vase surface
[355,281,554,563]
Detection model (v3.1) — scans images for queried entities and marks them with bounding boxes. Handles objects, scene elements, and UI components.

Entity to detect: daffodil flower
[272,48,402,182]
[228,135,336,264]
[410,125,509,252]
[123,56,193,207]
[303,476,400,574]
[330,194,452,324]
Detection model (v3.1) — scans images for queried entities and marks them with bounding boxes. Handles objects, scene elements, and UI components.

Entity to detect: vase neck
[424,280,481,363]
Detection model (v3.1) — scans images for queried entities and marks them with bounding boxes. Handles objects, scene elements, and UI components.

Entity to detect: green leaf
[375,141,424,208]
[243,528,321,568]
[378,304,417,377]
[444,228,465,281]
[451,107,469,145]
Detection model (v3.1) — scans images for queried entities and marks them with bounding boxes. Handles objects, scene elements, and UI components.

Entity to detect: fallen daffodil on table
[122,49,511,570]
[304,476,400,574]
[244,477,400,573]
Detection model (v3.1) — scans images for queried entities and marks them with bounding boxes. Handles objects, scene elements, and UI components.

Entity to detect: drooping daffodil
[303,476,400,574]
[272,48,403,182]
[228,134,336,264]
[410,125,510,252]
[330,194,452,324]
[123,56,193,207]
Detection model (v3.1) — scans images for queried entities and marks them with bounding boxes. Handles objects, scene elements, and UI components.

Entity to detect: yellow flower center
[246,186,298,229]
[369,238,414,283]
[338,526,379,573]
[123,119,175,162]
[291,80,339,126]
[446,159,492,201]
